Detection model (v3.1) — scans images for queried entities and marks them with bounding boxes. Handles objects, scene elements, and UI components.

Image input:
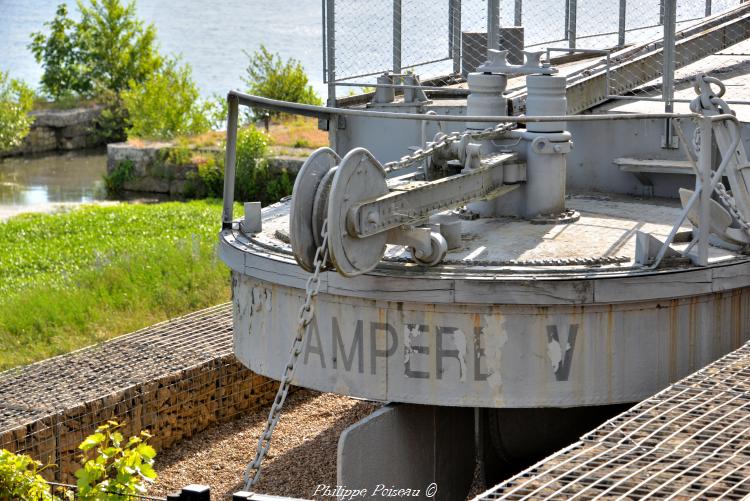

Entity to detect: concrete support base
[337,404,475,500]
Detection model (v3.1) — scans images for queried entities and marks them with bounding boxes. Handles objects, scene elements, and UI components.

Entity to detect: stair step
[614,157,695,175]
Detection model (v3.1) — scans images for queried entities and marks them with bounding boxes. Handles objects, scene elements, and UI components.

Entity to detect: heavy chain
[243,220,329,490]
[382,122,515,173]
[383,254,629,267]
[691,110,750,236]
[715,182,750,234]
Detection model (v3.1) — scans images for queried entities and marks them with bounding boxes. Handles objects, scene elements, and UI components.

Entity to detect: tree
[29,0,163,99]
[76,0,163,94]
[243,45,321,118]
[0,72,34,153]
[29,4,91,99]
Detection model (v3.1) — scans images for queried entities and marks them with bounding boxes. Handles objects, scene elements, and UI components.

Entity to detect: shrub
[0,71,34,153]
[103,159,135,194]
[91,89,129,144]
[29,4,90,100]
[235,126,269,198]
[0,449,52,501]
[243,45,321,119]
[76,420,157,499]
[123,58,213,140]
[0,421,156,500]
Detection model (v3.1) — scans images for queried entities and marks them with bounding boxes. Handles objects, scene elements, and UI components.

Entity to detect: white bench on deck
[614,157,695,196]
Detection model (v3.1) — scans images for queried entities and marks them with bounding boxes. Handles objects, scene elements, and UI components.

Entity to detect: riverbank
[0,200,231,370]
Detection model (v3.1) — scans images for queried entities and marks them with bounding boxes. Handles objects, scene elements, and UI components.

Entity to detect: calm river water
[0,0,325,98]
[0,151,109,220]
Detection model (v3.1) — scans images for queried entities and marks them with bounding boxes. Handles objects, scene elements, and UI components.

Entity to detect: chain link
[242,220,329,490]
[382,122,515,173]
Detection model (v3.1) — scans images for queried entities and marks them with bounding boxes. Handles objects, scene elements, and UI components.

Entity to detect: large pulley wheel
[327,148,389,277]
[290,147,340,272]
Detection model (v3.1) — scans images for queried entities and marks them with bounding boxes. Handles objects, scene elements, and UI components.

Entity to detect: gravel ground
[150,388,487,500]
[150,390,380,499]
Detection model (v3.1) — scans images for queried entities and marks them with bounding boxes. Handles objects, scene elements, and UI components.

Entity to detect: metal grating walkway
[476,342,750,500]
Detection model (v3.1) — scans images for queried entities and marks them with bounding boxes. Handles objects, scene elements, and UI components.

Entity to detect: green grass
[0,201,233,370]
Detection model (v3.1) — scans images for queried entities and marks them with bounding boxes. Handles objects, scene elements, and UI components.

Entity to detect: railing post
[393,0,402,74]
[618,0,627,47]
[697,117,712,266]
[488,0,500,55]
[659,0,666,25]
[222,93,239,229]
[705,0,712,16]
[326,0,336,107]
[567,0,577,49]
[662,0,676,113]
[514,0,522,26]
[449,0,462,74]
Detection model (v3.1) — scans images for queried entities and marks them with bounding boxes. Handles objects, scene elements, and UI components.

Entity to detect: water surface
[0,151,108,220]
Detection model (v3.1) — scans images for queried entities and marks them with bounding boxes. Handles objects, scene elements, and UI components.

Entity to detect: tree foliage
[0,71,34,153]
[29,0,162,99]
[76,0,162,95]
[243,45,321,118]
[29,4,90,99]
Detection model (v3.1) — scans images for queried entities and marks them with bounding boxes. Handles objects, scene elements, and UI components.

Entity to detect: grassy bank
[0,201,231,370]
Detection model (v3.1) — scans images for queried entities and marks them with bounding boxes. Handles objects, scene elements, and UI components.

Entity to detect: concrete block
[338,403,475,501]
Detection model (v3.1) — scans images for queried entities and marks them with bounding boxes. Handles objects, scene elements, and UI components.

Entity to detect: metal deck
[476,339,750,500]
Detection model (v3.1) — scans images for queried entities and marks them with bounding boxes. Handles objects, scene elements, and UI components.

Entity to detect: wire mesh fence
[324,0,749,112]
[0,304,281,485]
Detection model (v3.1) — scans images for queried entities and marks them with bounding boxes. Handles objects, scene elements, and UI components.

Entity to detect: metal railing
[221,90,738,270]
[322,0,744,110]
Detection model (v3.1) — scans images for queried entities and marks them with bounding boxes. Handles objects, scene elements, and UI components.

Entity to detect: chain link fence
[324,0,749,112]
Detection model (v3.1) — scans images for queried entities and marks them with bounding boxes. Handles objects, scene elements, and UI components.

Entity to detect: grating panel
[475,340,750,500]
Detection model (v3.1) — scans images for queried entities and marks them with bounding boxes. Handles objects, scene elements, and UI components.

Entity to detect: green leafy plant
[30,0,162,99]
[29,4,90,100]
[0,449,53,501]
[0,71,34,153]
[123,58,214,140]
[103,159,135,194]
[243,45,321,119]
[235,126,269,199]
[192,155,225,198]
[76,0,162,95]
[76,420,157,499]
